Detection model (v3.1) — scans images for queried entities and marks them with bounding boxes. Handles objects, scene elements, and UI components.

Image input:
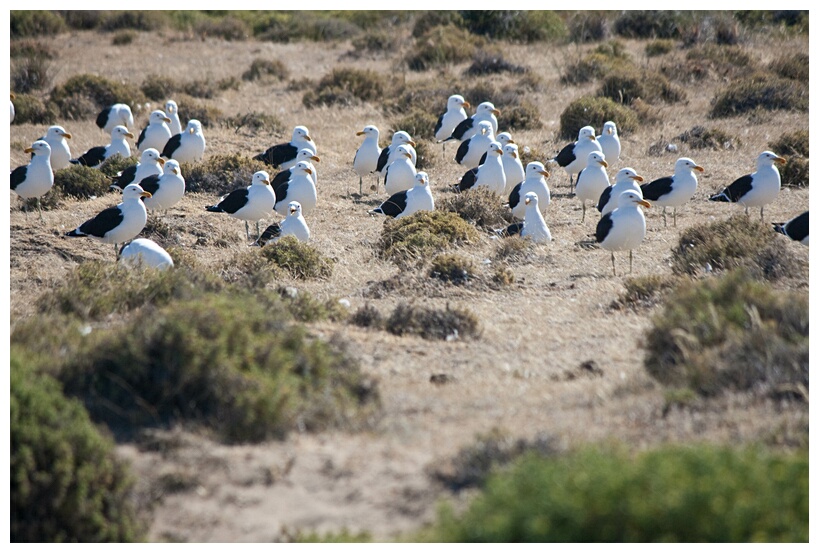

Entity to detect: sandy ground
[9,24,809,541]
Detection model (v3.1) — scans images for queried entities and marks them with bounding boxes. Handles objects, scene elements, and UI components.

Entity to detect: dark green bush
[58,10,105,30]
[194,15,250,40]
[558,95,639,140]
[567,11,611,43]
[644,270,808,397]
[613,274,680,309]
[499,101,542,131]
[709,74,808,118]
[391,110,439,142]
[465,50,526,76]
[377,210,479,264]
[11,10,66,38]
[100,10,164,32]
[242,58,290,81]
[11,56,51,94]
[275,287,350,323]
[423,444,808,541]
[459,10,566,43]
[111,30,136,46]
[598,67,685,105]
[11,351,144,542]
[613,10,687,39]
[439,187,513,231]
[561,43,632,85]
[405,25,483,71]
[220,111,285,135]
[674,125,740,150]
[672,215,800,279]
[778,156,809,187]
[171,94,223,126]
[769,129,809,157]
[684,44,757,80]
[350,304,385,330]
[10,39,57,59]
[429,254,476,285]
[303,67,385,107]
[734,10,808,32]
[53,164,117,201]
[386,302,481,341]
[182,153,268,195]
[349,29,403,58]
[50,74,147,118]
[54,294,378,443]
[140,74,175,102]
[98,154,138,178]
[260,236,334,280]
[411,11,465,37]
[645,39,675,57]
[255,12,361,43]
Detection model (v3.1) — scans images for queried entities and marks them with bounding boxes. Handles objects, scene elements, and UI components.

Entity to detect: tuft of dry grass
[558,95,639,140]
[674,126,740,151]
[439,188,513,231]
[429,254,476,285]
[709,73,808,118]
[385,302,481,341]
[260,236,334,280]
[377,210,479,265]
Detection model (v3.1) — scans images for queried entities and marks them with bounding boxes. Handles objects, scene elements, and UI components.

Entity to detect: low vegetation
[242,58,290,81]
[49,74,148,119]
[558,96,639,140]
[260,236,335,280]
[598,66,685,105]
[439,188,514,231]
[182,153,269,195]
[54,164,117,200]
[303,67,385,107]
[405,25,483,71]
[561,40,632,85]
[769,52,809,83]
[385,302,481,341]
[709,74,808,118]
[674,125,740,150]
[429,254,476,285]
[421,444,808,541]
[10,93,60,124]
[644,270,808,398]
[377,210,479,264]
[612,274,681,309]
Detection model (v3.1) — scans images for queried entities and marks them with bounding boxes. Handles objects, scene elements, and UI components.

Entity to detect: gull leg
[673,207,678,227]
[662,206,667,228]
[760,206,764,221]
[245,220,250,240]
[37,198,44,222]
[611,252,617,276]
[359,175,362,197]
[744,206,749,217]
[256,221,261,240]
[629,250,633,274]
[581,201,586,223]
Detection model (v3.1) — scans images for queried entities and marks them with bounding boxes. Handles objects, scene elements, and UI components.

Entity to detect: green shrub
[11,351,144,542]
[349,29,403,58]
[613,10,688,39]
[558,95,639,140]
[111,30,136,46]
[778,156,809,187]
[100,10,164,32]
[303,67,385,107]
[674,125,740,150]
[459,10,566,43]
[560,43,632,85]
[350,304,385,330]
[54,294,378,443]
[709,74,808,117]
[57,10,105,30]
[140,74,175,102]
[98,154,138,178]
[598,67,685,105]
[734,10,808,32]
[50,74,147,118]
[499,101,542,131]
[613,274,680,308]
[276,287,349,323]
[10,39,57,59]
[429,254,475,285]
[11,56,51,94]
[644,270,808,397]
[377,210,479,264]
[439,187,513,231]
[567,11,611,43]
[671,215,799,279]
[769,52,809,82]
[390,110,439,142]
[645,39,675,57]
[171,94,223,126]
[769,129,808,157]
[52,164,116,202]
[386,302,481,341]
[242,58,290,81]
[405,25,483,71]
[423,444,808,541]
[260,236,334,280]
[220,111,285,135]
[194,15,250,40]
[11,10,66,38]
[255,13,361,43]
[465,50,526,76]
[182,153,268,195]
[411,11,465,37]
[12,94,58,125]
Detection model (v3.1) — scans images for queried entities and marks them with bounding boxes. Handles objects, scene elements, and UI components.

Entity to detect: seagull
[254,125,317,170]
[376,131,417,183]
[500,143,525,195]
[444,101,500,143]
[384,144,417,195]
[273,161,317,216]
[640,157,704,227]
[119,238,174,270]
[258,201,310,244]
[550,125,602,194]
[96,103,134,135]
[709,150,786,220]
[353,125,382,195]
[596,190,651,276]
[271,148,320,190]
[507,162,550,220]
[65,183,152,255]
[453,141,505,195]
[71,125,134,168]
[597,167,644,216]
[455,121,495,168]
[10,93,15,123]
[36,125,72,171]
[369,171,435,219]
[575,151,609,223]
[138,159,185,212]
[478,131,514,165]
[773,210,808,246]
[136,109,173,154]
[11,140,54,220]
[434,94,470,147]
[161,119,206,163]
[205,170,276,240]
[597,121,621,164]
[111,148,164,191]
[496,192,552,243]
[165,99,183,136]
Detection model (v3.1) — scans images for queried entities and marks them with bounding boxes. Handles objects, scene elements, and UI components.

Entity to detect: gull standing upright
[138,159,186,212]
[501,143,525,195]
[575,151,609,223]
[597,167,644,216]
[496,192,552,243]
[136,110,173,154]
[376,131,416,184]
[111,148,164,191]
[11,140,54,220]
[165,100,183,136]
[205,170,276,240]
[550,125,602,194]
[507,162,550,220]
[36,125,72,171]
[273,161,317,216]
[434,94,470,149]
[596,190,651,276]
[71,125,134,168]
[640,157,704,227]
[444,101,500,142]
[454,141,506,195]
[353,125,382,195]
[271,149,320,190]
[597,121,621,165]
[709,151,785,220]
[383,144,417,195]
[455,121,495,168]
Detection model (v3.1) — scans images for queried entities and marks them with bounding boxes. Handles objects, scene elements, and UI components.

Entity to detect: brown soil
[9,26,809,542]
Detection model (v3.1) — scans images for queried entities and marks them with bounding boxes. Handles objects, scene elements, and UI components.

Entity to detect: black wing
[273,180,290,208]
[456,168,479,192]
[640,176,675,202]
[450,116,475,141]
[207,188,249,214]
[112,165,138,190]
[433,112,445,138]
[70,206,124,238]
[373,191,408,218]
[135,127,148,150]
[597,186,613,212]
[498,222,524,237]
[11,165,28,191]
[96,106,111,130]
[375,145,392,173]
[258,223,282,243]
[455,138,471,165]
[478,151,488,166]
[271,169,294,192]
[775,210,809,242]
[138,174,161,196]
[553,141,577,168]
[161,133,182,158]
[72,146,106,167]
[508,182,523,211]
[595,212,614,243]
[719,174,754,203]
[254,143,296,168]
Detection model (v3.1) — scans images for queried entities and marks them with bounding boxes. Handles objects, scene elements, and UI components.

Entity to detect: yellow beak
[141,191,153,198]
[638,199,651,208]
